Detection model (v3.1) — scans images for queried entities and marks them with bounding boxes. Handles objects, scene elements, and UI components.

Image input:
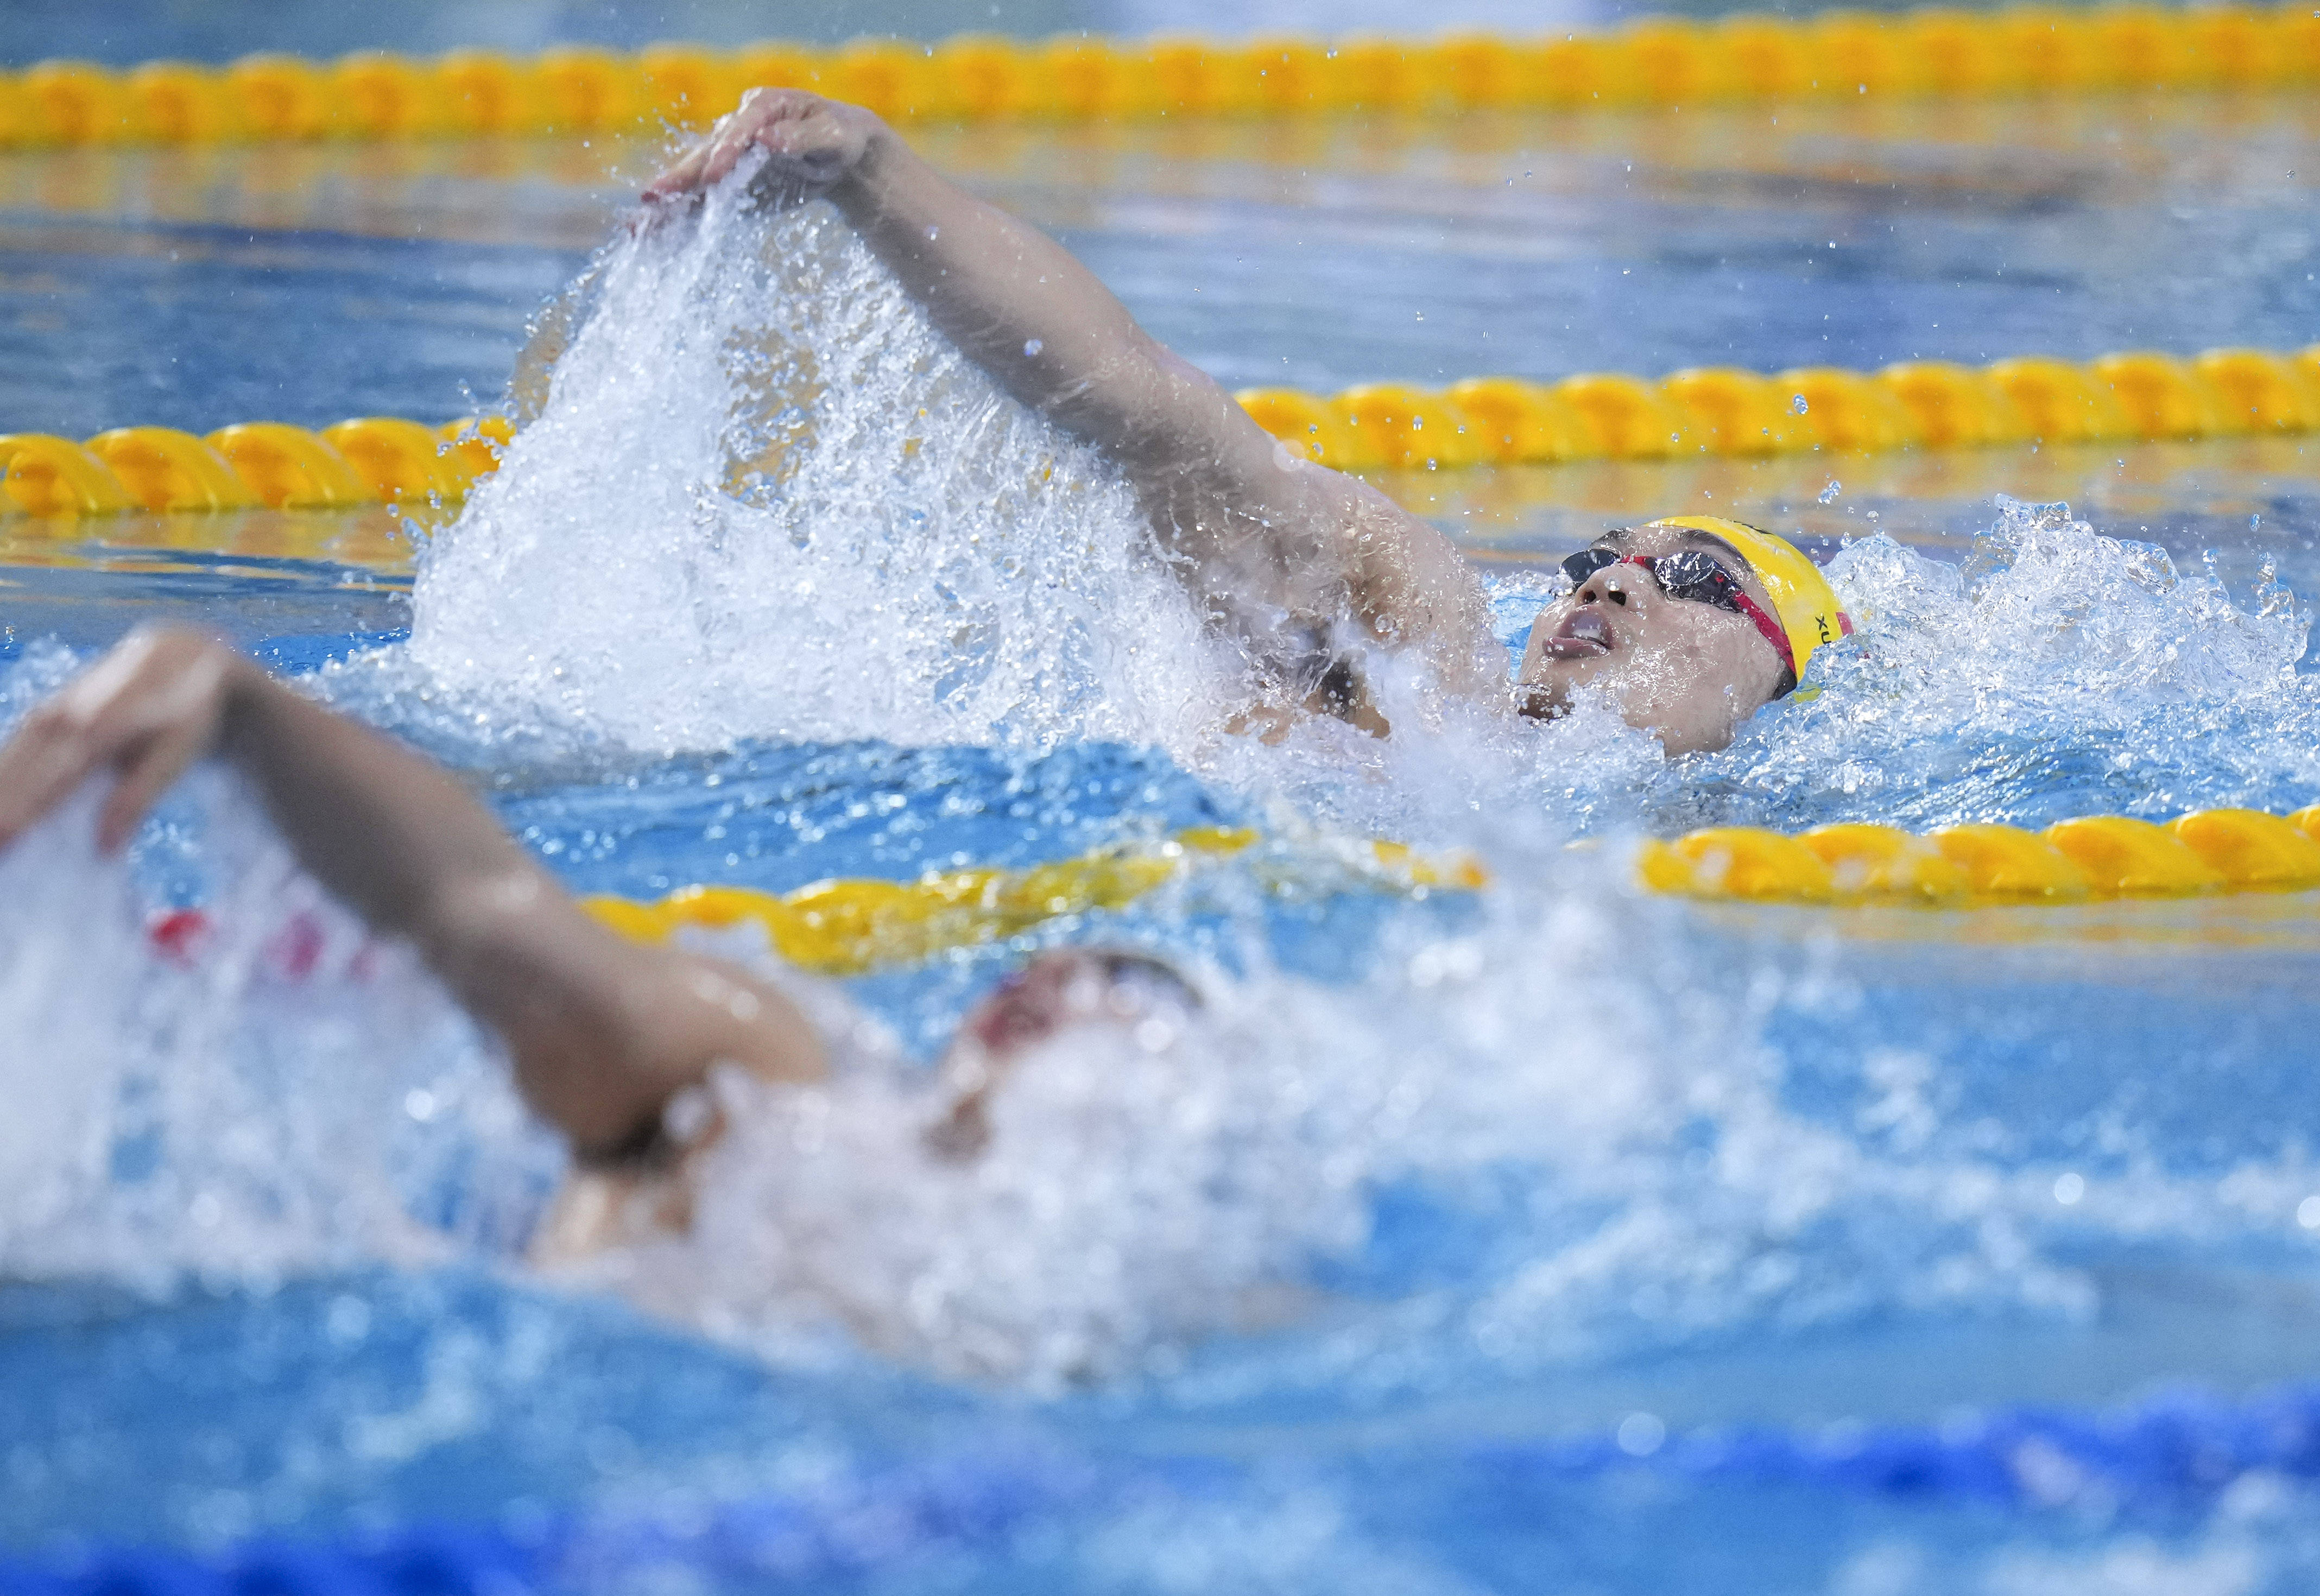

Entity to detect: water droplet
[1023,338,1043,357]
[2053,1172,2084,1205]
[1791,394,1810,415]
[1818,480,1841,504]
[1617,1412,1666,1456]
[2300,1195,2320,1229]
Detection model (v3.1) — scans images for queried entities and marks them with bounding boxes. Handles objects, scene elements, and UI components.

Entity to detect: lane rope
[1237,344,2320,471]
[8,340,2319,520]
[0,417,508,517]
[137,803,2320,988]
[3,5,2315,149]
[599,802,2320,976]
[593,805,2320,976]
[1643,806,2320,907]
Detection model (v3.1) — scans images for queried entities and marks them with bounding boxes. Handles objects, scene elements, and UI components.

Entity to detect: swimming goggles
[1559,546,1798,689]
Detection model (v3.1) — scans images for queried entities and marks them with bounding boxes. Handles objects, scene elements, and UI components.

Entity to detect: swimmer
[646,91,1853,756]
[0,627,1199,1270]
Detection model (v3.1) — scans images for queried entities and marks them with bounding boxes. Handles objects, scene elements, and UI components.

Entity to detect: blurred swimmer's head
[1516,517,1852,756]
[926,948,1203,1160]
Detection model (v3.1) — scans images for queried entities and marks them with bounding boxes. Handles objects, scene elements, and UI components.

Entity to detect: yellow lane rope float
[3,5,2315,150]
[589,806,2320,978]
[584,826,1488,976]
[0,419,509,516]
[1235,345,2320,472]
[8,341,2319,520]
[1648,807,2320,905]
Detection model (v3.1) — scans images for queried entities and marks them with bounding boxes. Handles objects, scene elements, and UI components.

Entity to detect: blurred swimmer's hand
[643,88,881,207]
[0,625,243,853]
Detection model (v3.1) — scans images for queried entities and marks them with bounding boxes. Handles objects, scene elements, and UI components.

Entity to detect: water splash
[1647,497,2320,832]
[0,660,552,1289]
[389,172,1225,762]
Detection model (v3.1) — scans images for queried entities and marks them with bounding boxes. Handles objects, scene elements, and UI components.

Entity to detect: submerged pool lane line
[17,1369,2320,1595]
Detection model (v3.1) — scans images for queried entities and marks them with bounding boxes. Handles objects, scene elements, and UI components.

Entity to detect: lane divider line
[9,340,2317,521]
[1236,345,2320,471]
[4,5,2316,149]
[1643,807,2320,907]
[138,804,2320,986]
[0,417,508,516]
[581,804,2320,979]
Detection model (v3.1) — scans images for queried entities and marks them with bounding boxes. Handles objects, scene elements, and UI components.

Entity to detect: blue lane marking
[16,1379,2320,1592]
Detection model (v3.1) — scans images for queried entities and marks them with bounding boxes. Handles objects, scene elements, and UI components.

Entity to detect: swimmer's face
[926,949,1201,1161]
[1516,521,1790,756]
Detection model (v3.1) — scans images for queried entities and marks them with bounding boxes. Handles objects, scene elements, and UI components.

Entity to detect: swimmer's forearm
[218,662,526,941]
[217,668,822,1154]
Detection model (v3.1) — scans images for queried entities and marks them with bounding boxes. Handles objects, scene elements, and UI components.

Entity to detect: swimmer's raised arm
[0,628,824,1158]
[647,92,1503,715]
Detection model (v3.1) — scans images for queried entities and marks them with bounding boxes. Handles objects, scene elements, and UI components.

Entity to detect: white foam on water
[0,658,550,1290]
[1661,500,2320,829]
[7,170,2320,1454]
[386,167,1228,762]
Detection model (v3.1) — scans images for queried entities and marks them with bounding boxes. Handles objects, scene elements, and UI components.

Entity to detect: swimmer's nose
[1577,572,1630,608]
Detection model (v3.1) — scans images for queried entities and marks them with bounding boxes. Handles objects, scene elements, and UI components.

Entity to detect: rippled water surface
[7,54,2320,1596]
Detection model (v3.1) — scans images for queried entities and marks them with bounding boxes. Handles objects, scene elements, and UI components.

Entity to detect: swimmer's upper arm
[1118,358,1503,695]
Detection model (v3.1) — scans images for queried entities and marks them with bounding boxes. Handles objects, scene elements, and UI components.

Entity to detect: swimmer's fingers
[0,629,233,852]
[660,92,871,207]
[642,89,806,202]
[641,135,715,205]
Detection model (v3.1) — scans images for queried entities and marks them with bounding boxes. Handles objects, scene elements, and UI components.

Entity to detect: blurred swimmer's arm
[644,91,1504,704]
[0,628,825,1160]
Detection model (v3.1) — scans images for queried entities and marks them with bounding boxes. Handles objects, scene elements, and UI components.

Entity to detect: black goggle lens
[1559,547,1744,614]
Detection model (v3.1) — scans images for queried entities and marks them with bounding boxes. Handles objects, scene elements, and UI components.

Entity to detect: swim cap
[1651,516,1853,686]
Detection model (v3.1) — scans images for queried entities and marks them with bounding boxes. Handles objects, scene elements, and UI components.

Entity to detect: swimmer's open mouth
[1539,610,1615,660]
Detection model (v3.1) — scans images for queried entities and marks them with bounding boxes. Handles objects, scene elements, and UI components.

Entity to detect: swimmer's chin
[1514,683,1566,723]
[1513,674,1738,759]
[1514,657,1596,721]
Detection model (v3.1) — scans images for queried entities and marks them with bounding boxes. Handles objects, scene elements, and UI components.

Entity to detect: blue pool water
[9,35,2320,1596]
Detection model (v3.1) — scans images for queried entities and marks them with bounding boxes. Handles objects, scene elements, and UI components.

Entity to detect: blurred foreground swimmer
[0,628,1201,1265]
[647,92,1854,756]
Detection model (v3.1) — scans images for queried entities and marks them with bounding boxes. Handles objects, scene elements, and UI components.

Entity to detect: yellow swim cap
[1650,516,1853,687]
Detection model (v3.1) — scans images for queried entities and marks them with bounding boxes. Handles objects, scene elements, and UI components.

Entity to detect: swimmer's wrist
[839,118,901,198]
[212,648,291,756]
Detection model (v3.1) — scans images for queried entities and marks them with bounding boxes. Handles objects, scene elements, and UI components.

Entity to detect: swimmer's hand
[0,625,243,852]
[642,88,881,207]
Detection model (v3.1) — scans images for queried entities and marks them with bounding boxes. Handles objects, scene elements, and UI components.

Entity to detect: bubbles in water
[389,174,1228,762]
[0,753,553,1289]
[1819,479,1842,504]
[1791,393,1810,415]
[9,157,2320,1485]
[1658,496,2319,831]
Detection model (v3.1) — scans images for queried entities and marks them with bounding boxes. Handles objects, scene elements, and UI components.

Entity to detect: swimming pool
[9,26,2320,1596]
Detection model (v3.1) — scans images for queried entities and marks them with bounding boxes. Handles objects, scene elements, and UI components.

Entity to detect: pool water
[8,65,2320,1596]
